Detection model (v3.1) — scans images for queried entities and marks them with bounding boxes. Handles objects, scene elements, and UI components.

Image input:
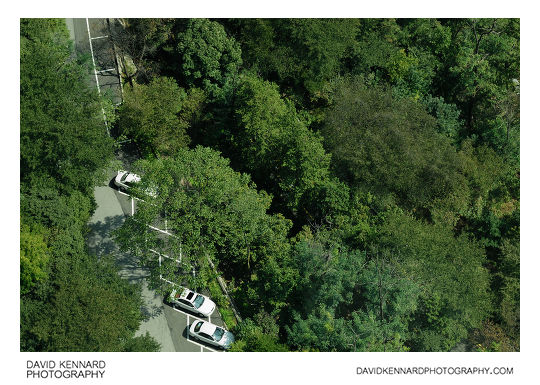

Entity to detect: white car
[114,170,141,190]
[114,170,157,197]
[169,288,216,317]
[189,320,235,350]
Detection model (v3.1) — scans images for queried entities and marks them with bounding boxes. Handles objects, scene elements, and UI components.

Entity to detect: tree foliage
[323,77,474,220]
[227,74,350,227]
[22,18,519,352]
[118,76,190,157]
[285,231,418,352]
[114,147,292,296]
[20,18,114,196]
[20,220,50,295]
[20,19,158,352]
[224,18,358,97]
[378,209,492,351]
[174,19,242,101]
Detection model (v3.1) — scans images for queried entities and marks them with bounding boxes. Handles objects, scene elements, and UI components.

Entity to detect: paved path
[87,172,226,352]
[112,182,227,352]
[66,18,122,105]
[87,173,176,352]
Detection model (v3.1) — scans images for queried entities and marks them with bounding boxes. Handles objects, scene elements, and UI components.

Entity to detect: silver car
[114,170,141,190]
[189,320,235,350]
[169,288,216,317]
[114,170,157,197]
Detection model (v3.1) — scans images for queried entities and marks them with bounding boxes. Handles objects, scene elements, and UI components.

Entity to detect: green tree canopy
[20,19,158,352]
[20,220,51,295]
[378,209,492,351]
[174,18,242,101]
[230,74,346,224]
[322,77,482,221]
[433,19,520,156]
[286,230,418,352]
[118,76,190,157]
[20,18,114,195]
[224,18,358,97]
[114,146,292,293]
[20,182,159,352]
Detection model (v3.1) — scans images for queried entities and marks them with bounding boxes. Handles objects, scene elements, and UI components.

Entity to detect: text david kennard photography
[26,360,106,379]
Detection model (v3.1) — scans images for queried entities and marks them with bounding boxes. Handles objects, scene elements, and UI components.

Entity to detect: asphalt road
[87,172,175,352]
[72,17,227,352]
[112,183,227,353]
[66,18,122,105]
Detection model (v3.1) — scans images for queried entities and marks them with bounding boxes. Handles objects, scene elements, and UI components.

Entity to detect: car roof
[180,288,196,302]
[198,321,218,336]
[125,173,141,182]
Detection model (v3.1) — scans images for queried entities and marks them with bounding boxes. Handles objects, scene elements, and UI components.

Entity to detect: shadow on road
[87,214,125,257]
[141,301,164,321]
[108,177,117,190]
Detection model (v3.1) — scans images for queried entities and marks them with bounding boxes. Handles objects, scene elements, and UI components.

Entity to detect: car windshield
[120,173,129,182]
[212,327,225,342]
[193,294,205,309]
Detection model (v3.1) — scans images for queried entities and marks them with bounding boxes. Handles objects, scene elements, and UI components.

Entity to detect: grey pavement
[73,17,227,352]
[87,173,227,352]
[66,18,122,105]
[87,175,176,352]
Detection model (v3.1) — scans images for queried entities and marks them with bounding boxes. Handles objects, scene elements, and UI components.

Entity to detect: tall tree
[20,180,159,352]
[286,231,418,352]
[20,18,114,195]
[223,18,358,99]
[379,209,492,351]
[108,18,175,85]
[230,74,347,224]
[20,19,158,352]
[323,76,473,221]
[114,146,292,298]
[20,220,50,295]
[435,19,520,154]
[118,76,190,157]
[173,18,242,102]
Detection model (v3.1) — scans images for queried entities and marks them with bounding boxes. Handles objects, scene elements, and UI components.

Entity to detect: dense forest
[20,19,159,351]
[21,18,519,352]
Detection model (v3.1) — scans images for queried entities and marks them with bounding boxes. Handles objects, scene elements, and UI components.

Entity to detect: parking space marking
[112,183,226,353]
[91,35,109,40]
[172,306,208,324]
[185,313,219,352]
[97,68,117,74]
[186,313,189,341]
[85,18,101,95]
[85,18,108,132]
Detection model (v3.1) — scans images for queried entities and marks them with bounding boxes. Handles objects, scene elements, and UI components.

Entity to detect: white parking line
[97,68,117,74]
[181,311,218,352]
[186,313,189,340]
[172,306,208,324]
[115,190,178,236]
[147,224,176,237]
[85,18,101,95]
[91,35,109,40]
[85,18,108,133]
